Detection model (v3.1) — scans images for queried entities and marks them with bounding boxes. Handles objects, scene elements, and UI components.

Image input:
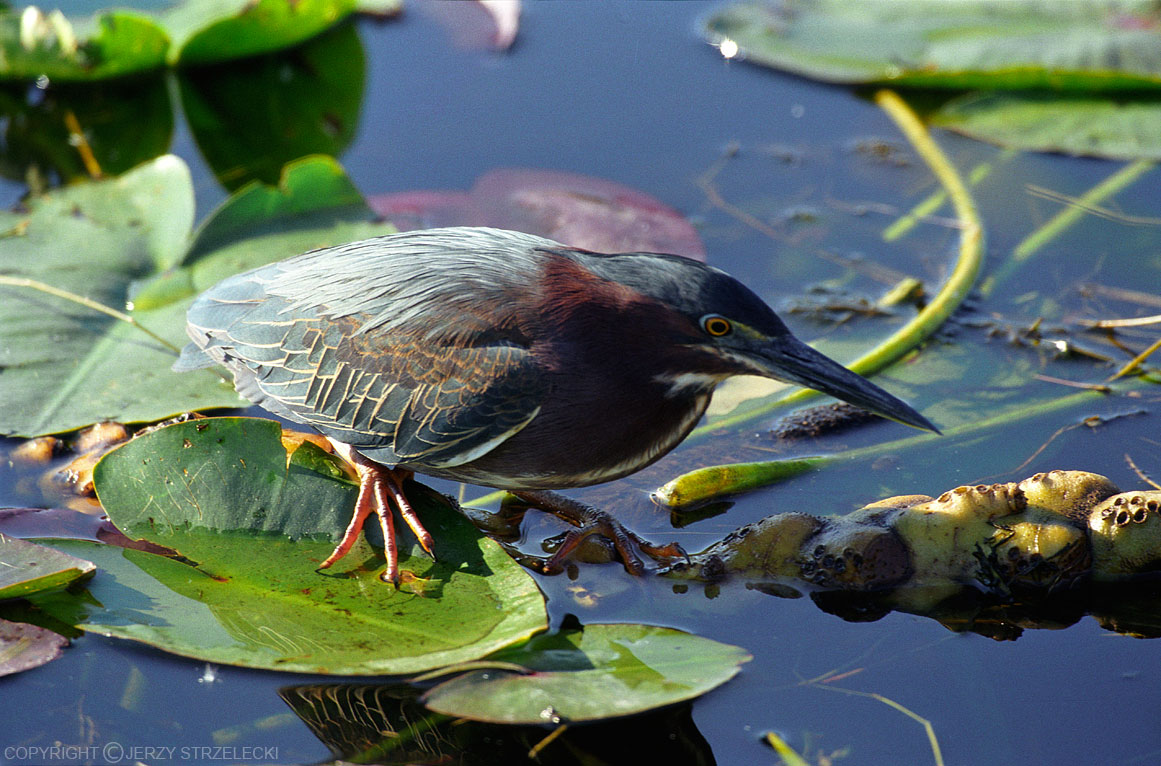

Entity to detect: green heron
[176,226,936,582]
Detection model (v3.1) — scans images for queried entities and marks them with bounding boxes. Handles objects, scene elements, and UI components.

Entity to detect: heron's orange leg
[319,439,435,584]
[318,467,377,569]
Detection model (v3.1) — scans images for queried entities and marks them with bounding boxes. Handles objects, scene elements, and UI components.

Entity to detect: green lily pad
[704,0,1161,91]
[28,416,547,675]
[0,535,95,601]
[0,154,206,437]
[422,624,751,723]
[0,153,396,438]
[0,8,169,82]
[0,0,392,82]
[933,92,1161,161]
[168,0,358,67]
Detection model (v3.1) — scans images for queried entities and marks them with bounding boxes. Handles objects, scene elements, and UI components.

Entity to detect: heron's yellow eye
[700,314,733,337]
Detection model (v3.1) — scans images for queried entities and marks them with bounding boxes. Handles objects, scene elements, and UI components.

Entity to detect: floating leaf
[168,0,359,67]
[0,535,95,601]
[0,154,207,437]
[704,0,1161,91]
[368,167,707,260]
[26,416,547,675]
[933,93,1161,161]
[0,154,396,438]
[0,618,68,677]
[0,8,169,81]
[0,0,392,81]
[422,624,751,723]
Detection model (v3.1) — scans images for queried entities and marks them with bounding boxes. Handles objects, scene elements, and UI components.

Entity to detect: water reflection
[0,23,365,194]
[280,681,715,765]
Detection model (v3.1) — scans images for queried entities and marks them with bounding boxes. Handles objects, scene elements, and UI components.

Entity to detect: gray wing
[175,227,557,467]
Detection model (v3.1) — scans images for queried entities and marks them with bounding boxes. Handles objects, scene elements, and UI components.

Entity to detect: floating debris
[667,471,1161,616]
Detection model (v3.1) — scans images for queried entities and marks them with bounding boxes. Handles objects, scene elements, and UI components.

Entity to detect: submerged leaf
[178,24,365,190]
[368,168,707,260]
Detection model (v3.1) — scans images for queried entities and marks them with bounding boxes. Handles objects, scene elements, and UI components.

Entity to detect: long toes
[319,472,378,569]
[637,540,688,565]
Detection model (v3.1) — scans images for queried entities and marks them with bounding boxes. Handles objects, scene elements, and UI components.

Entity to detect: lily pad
[705,0,1161,91]
[933,92,1161,161]
[0,618,68,677]
[0,153,396,438]
[28,416,547,675]
[368,167,707,259]
[0,7,169,82]
[0,0,392,82]
[0,535,95,601]
[422,624,751,723]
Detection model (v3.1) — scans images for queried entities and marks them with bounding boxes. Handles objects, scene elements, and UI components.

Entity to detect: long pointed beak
[752,336,939,433]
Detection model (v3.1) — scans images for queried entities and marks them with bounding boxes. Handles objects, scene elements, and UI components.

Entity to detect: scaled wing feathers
[177,227,557,466]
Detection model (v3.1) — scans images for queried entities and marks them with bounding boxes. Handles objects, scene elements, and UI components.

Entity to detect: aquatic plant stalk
[764,732,811,766]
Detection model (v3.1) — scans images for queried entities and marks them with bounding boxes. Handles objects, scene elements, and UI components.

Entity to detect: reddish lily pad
[368,168,706,259]
[0,618,67,677]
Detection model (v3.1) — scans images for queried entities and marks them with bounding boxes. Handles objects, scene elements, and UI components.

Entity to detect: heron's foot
[319,440,434,584]
[509,490,686,576]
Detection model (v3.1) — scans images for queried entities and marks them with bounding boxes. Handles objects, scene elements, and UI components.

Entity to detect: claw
[320,439,435,584]
[509,490,686,575]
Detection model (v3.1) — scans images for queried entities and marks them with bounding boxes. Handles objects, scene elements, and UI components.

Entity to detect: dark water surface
[3,4,1161,765]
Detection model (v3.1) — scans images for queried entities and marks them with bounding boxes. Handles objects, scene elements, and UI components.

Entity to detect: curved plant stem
[0,275,182,355]
[693,89,984,437]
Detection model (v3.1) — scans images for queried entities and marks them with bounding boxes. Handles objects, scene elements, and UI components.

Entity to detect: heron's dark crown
[563,248,792,339]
